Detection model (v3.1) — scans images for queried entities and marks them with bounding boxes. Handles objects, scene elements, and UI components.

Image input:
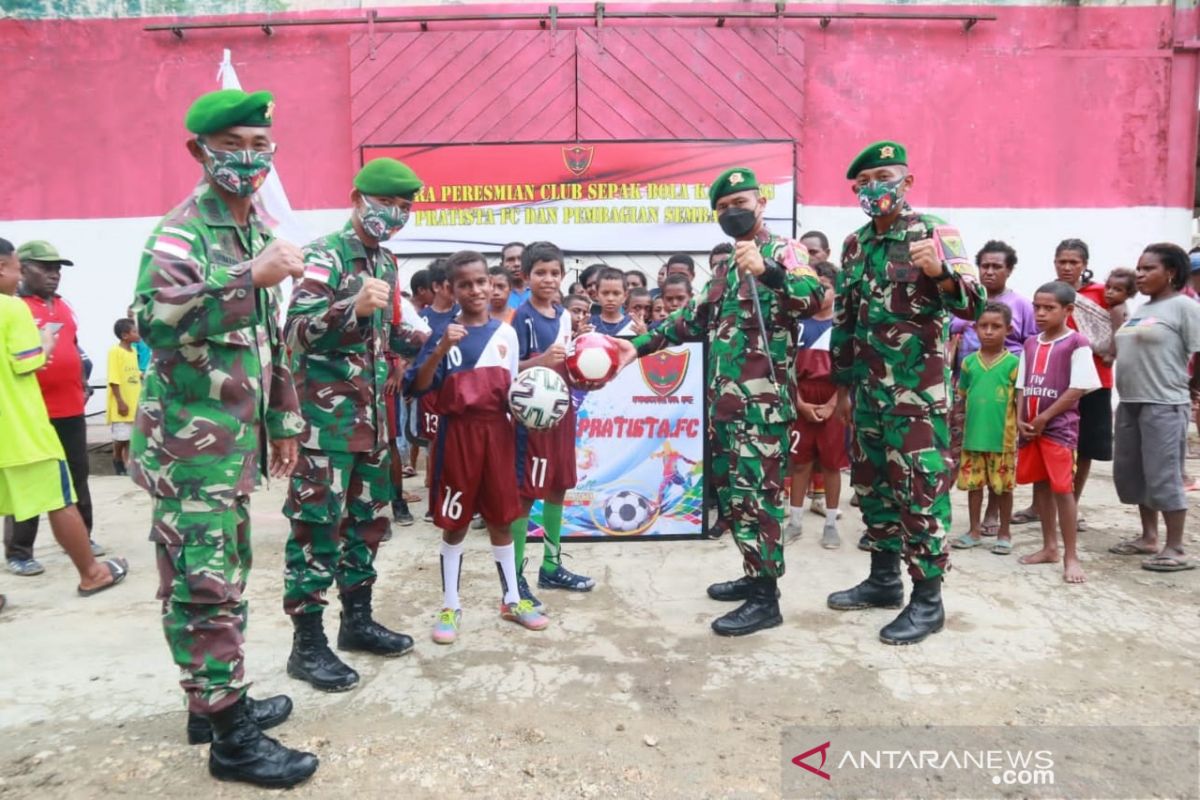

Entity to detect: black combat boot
[337,586,414,657]
[187,695,293,745]
[879,576,944,645]
[707,575,781,602]
[207,697,319,788]
[710,577,783,636]
[826,550,904,610]
[286,613,360,692]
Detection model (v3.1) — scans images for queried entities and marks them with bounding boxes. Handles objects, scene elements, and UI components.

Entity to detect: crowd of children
[394,233,1200,622]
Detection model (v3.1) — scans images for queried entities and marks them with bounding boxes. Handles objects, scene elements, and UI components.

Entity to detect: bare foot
[1019,548,1060,565]
[1063,558,1087,584]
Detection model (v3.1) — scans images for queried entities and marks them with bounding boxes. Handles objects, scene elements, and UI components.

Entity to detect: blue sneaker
[517,574,544,611]
[538,563,595,592]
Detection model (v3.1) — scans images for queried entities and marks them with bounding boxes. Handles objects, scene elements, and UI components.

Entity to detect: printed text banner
[529,342,706,541]
[364,141,795,253]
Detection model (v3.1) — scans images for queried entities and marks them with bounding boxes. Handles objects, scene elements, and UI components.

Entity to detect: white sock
[493,543,520,605]
[825,507,839,524]
[789,506,804,525]
[439,541,464,610]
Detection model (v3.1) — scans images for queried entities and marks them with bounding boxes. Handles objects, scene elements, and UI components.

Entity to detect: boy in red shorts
[1015,281,1100,584]
[509,242,596,608]
[410,250,549,644]
[785,262,845,549]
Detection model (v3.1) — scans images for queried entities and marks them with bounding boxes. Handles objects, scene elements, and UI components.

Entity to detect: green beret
[846,140,907,180]
[355,158,423,199]
[185,89,275,135]
[708,167,759,210]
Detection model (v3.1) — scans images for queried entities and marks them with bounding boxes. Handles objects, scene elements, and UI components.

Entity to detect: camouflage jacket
[831,207,985,417]
[285,222,427,452]
[632,229,823,425]
[131,184,304,502]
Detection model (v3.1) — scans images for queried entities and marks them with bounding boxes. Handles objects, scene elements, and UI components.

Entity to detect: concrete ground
[0,461,1197,799]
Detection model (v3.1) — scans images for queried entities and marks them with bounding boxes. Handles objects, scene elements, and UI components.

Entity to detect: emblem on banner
[563,144,595,177]
[640,349,690,398]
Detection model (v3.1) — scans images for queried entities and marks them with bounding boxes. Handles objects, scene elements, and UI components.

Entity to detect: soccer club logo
[562,144,594,177]
[639,349,689,398]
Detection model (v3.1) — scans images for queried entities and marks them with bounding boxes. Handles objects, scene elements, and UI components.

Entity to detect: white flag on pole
[217,49,310,247]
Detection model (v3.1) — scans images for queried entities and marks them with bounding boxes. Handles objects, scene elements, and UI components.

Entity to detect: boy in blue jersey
[411,259,459,512]
[590,268,638,336]
[411,250,549,644]
[509,242,596,608]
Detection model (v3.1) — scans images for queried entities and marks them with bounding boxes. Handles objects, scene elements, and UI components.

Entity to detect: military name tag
[885,242,918,283]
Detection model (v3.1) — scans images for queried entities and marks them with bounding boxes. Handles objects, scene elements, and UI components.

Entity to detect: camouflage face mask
[358,196,409,241]
[857,177,905,218]
[200,141,274,198]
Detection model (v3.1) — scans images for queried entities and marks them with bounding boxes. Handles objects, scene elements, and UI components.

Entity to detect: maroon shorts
[516,406,578,500]
[418,394,441,442]
[789,415,849,472]
[432,414,521,530]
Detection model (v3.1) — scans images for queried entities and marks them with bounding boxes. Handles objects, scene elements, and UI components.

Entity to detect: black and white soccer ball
[602,490,654,533]
[508,366,570,430]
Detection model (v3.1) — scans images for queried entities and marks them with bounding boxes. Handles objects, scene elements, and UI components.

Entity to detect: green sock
[510,516,529,573]
[541,502,564,573]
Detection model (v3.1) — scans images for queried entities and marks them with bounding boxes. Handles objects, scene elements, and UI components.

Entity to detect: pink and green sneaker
[432,608,461,645]
[500,599,549,631]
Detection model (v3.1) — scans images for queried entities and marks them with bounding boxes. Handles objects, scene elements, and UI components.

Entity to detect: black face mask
[718,207,758,239]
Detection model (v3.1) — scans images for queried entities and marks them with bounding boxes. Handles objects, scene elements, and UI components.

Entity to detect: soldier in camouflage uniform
[616,167,824,636]
[827,141,985,645]
[131,89,318,787]
[282,158,428,691]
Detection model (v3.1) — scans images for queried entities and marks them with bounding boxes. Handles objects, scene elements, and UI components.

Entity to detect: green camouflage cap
[17,240,73,266]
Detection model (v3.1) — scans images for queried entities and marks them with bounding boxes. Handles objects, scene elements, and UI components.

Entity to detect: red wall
[2,2,1197,220]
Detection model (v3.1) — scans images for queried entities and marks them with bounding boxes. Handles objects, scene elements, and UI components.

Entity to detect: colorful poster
[362,140,795,253]
[530,342,706,541]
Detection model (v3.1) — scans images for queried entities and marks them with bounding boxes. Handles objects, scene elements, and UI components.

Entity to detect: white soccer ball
[508,367,570,430]
[602,490,653,533]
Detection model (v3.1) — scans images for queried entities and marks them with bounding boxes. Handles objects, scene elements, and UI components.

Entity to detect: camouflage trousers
[851,409,952,580]
[282,447,392,616]
[152,495,252,716]
[711,421,787,578]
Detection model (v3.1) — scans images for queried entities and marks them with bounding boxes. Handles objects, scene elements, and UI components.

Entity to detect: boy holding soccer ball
[410,250,549,644]
[510,242,596,607]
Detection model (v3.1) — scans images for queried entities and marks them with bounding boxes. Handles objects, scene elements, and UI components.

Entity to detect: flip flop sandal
[1077,517,1089,532]
[1109,541,1158,556]
[980,522,999,538]
[991,540,1013,555]
[402,466,417,478]
[78,558,129,597]
[951,533,984,549]
[1010,511,1039,525]
[1141,556,1196,573]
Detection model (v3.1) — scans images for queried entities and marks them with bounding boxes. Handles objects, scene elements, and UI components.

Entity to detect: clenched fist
[734,241,765,277]
[251,240,304,288]
[354,276,391,318]
[909,239,943,279]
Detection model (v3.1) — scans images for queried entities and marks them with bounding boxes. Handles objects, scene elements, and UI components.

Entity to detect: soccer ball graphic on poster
[565,333,620,389]
[600,490,656,534]
[508,367,570,430]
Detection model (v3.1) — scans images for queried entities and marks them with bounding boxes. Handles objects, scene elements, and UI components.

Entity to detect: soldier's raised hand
[354,276,392,318]
[909,239,943,278]
[251,240,305,288]
[734,241,765,277]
